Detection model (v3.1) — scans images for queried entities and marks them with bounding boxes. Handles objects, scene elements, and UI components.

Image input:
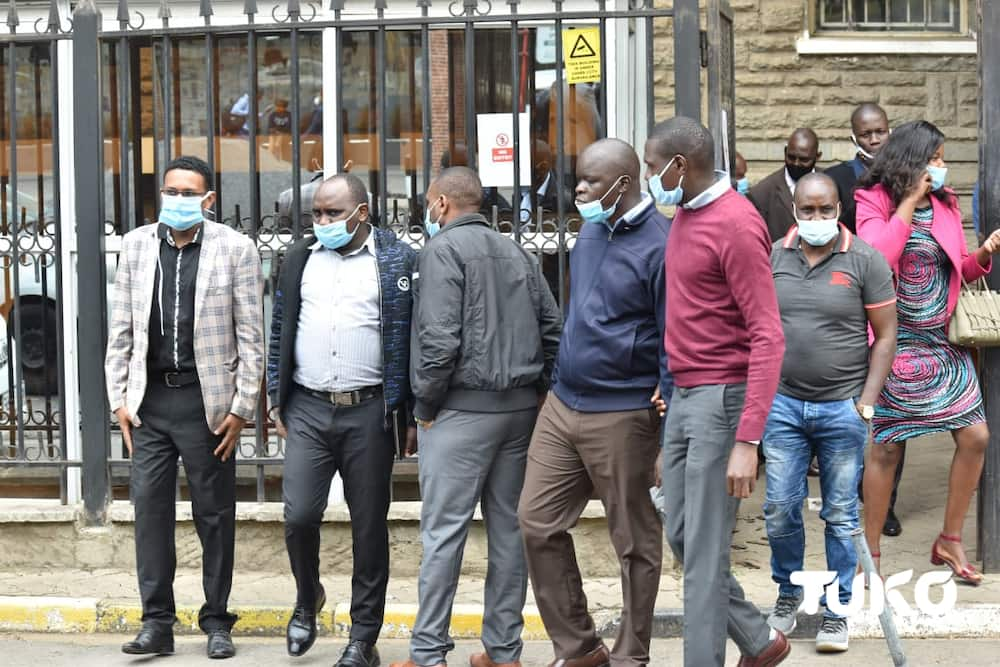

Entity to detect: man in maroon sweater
[645,116,788,667]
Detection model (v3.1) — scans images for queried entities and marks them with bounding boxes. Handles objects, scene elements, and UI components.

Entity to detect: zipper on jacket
[372,232,389,423]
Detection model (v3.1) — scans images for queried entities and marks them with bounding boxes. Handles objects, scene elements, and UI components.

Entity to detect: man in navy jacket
[519,139,671,667]
[266,173,417,667]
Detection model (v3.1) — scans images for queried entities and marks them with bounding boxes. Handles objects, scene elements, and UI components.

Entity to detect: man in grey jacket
[390,167,562,667]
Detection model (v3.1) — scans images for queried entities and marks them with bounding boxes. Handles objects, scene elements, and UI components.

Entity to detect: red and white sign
[477,113,531,187]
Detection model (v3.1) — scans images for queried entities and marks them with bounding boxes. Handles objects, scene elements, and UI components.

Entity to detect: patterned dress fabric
[872,206,986,443]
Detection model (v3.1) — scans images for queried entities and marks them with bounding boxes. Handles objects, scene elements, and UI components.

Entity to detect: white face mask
[850,135,874,161]
[794,204,841,247]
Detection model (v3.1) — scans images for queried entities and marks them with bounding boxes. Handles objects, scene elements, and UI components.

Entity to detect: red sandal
[931,533,983,586]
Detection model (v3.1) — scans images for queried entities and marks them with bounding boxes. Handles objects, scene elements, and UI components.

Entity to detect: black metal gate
[0,0,723,522]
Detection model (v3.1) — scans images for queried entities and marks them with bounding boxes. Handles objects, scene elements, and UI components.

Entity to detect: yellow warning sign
[562,27,601,85]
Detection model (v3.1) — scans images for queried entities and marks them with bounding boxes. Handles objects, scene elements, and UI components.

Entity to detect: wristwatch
[856,403,875,422]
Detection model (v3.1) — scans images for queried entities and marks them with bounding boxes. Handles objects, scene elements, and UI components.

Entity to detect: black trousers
[131,379,237,633]
[282,386,394,643]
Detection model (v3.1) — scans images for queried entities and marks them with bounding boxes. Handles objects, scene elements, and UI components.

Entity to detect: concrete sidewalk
[1,432,997,639]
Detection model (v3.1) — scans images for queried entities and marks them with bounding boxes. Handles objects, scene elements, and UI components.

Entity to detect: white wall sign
[476,112,532,188]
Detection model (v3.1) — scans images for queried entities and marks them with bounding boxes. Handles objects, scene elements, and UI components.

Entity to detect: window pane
[929,0,953,25]
[863,0,887,23]
[822,0,848,25]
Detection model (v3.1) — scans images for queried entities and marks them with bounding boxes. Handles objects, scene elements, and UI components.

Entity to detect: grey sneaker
[816,616,849,653]
[767,593,802,635]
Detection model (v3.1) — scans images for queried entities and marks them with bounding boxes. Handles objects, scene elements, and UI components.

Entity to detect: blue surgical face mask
[794,204,841,247]
[314,204,362,250]
[424,199,442,238]
[927,164,948,191]
[735,177,750,196]
[649,157,683,206]
[159,193,210,231]
[575,176,625,226]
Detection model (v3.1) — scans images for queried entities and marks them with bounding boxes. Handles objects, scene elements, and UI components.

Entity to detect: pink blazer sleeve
[855,185,911,271]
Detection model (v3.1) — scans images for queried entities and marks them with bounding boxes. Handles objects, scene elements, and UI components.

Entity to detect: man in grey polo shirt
[763,173,897,654]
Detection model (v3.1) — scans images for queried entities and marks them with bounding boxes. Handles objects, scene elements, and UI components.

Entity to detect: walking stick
[851,528,908,666]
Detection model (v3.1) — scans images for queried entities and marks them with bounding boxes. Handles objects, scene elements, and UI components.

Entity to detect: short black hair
[851,102,888,129]
[323,173,369,209]
[165,155,214,192]
[648,116,715,171]
[434,167,483,211]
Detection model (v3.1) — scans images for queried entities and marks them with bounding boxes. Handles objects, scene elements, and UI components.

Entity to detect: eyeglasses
[160,188,207,198]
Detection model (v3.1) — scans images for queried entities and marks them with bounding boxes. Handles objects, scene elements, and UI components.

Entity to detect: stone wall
[653,0,980,202]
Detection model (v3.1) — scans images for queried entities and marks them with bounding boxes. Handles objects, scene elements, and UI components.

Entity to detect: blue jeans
[762,393,867,619]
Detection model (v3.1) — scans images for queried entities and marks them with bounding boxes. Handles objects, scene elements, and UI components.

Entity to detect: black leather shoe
[121,625,174,656]
[207,630,236,659]
[286,585,326,657]
[335,640,380,667]
[883,509,902,537]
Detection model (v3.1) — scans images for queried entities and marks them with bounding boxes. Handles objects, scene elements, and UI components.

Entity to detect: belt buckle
[164,372,180,388]
[333,392,354,407]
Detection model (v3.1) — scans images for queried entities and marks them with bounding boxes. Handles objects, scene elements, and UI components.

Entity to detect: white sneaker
[815,616,849,653]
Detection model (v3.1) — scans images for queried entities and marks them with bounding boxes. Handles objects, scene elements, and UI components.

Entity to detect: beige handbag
[948,277,1000,347]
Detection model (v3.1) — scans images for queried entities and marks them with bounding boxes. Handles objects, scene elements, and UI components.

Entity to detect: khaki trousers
[518,393,662,667]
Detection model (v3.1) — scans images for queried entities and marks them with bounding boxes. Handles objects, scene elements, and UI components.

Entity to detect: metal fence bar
[376,1,389,226]
[510,0,522,241]
[72,0,110,524]
[49,20,69,502]
[673,0,700,121]
[92,9,674,39]
[977,0,1000,571]
[289,14,302,237]
[554,1,567,311]
[645,0,655,135]
[205,25,219,216]
[419,0,431,203]
[6,38,26,461]
[463,0,476,169]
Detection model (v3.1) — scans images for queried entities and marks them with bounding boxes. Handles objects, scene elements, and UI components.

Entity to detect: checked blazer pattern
[105,220,266,432]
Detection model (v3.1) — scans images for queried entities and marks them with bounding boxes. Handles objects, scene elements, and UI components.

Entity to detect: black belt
[154,371,199,388]
[296,383,382,407]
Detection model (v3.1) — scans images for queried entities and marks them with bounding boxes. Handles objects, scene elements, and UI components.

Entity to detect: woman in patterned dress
[856,120,1000,585]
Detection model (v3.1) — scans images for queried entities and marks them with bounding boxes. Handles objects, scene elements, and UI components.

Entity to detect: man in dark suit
[824,103,890,234]
[748,128,822,241]
[267,173,418,666]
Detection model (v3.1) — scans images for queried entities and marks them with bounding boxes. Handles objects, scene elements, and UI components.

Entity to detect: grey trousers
[409,407,537,667]
[662,384,772,667]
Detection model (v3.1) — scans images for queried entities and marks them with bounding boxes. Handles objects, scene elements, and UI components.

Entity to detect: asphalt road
[0,634,997,666]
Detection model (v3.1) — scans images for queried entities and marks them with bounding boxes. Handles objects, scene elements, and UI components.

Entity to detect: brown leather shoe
[469,653,522,667]
[547,642,611,667]
[737,631,790,667]
[389,661,445,667]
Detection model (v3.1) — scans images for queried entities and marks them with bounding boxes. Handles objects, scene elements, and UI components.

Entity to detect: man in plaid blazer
[105,156,265,660]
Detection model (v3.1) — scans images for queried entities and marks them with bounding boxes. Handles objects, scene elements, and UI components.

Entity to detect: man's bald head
[646,116,715,172]
[426,166,483,226]
[850,103,890,160]
[788,128,819,153]
[317,172,368,208]
[785,128,822,180]
[578,138,641,181]
[851,103,888,132]
[793,172,840,221]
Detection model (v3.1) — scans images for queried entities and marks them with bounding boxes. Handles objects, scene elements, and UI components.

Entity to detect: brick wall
[653,0,979,199]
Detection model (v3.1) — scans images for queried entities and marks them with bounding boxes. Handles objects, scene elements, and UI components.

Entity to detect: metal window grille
[818,0,962,32]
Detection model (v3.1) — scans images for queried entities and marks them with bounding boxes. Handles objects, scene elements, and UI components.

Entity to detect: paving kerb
[2,432,997,637]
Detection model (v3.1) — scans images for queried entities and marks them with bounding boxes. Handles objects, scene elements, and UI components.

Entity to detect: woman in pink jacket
[856,120,1000,585]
